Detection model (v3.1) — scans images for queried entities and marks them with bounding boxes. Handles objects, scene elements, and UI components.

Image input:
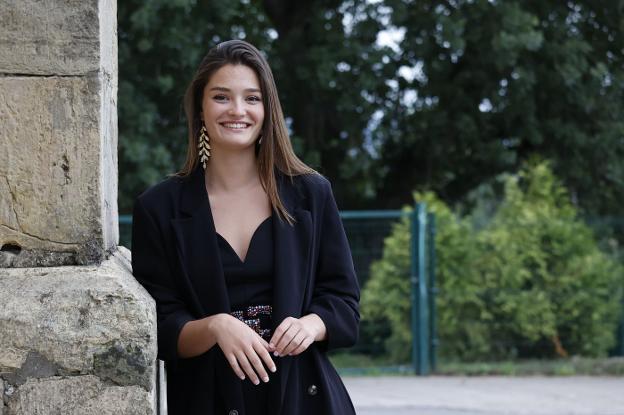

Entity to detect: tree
[377,0,624,218]
[117,0,390,211]
[119,1,624,223]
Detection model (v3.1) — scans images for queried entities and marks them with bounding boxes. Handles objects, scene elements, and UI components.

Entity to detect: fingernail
[254,379,260,385]
[240,375,245,380]
[271,366,276,372]
[273,351,279,357]
[263,376,269,382]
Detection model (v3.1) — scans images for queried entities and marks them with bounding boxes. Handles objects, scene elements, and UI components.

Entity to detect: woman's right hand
[207,313,276,385]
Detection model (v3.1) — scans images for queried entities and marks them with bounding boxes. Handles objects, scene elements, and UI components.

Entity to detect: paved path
[342,376,624,415]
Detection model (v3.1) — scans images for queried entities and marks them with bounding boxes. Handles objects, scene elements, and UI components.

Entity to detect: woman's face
[200,64,265,152]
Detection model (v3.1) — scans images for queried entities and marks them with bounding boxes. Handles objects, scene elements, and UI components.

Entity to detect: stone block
[0,74,118,267]
[5,375,153,415]
[0,0,117,77]
[0,248,157,393]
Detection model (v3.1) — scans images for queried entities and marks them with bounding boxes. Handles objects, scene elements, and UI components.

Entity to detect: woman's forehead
[206,64,261,91]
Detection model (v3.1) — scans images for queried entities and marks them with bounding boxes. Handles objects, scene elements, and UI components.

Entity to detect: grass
[330,353,624,376]
[436,356,624,376]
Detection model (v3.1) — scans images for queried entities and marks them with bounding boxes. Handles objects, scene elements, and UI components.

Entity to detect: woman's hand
[269,314,327,357]
[208,314,276,385]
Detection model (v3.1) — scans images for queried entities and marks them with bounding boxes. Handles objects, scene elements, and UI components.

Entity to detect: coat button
[228,410,238,415]
[307,384,318,396]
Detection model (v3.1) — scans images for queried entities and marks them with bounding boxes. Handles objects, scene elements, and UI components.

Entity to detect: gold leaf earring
[198,125,211,169]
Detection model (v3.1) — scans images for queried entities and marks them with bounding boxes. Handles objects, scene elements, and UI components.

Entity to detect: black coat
[131,165,360,415]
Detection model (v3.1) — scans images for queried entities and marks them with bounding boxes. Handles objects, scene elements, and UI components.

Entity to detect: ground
[343,376,624,415]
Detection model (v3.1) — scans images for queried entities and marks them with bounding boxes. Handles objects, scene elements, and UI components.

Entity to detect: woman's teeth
[221,123,249,129]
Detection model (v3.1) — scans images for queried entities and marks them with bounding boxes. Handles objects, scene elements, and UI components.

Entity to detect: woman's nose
[228,98,246,116]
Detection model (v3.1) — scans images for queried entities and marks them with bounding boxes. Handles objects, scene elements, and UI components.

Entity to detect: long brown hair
[175,40,316,225]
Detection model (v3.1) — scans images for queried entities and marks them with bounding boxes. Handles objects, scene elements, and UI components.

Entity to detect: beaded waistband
[230,304,273,341]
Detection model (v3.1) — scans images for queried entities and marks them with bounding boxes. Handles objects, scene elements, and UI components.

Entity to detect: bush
[361,160,624,361]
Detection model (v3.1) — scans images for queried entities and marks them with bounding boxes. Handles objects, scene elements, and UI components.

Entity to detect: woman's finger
[226,352,246,380]
[258,336,270,350]
[246,345,270,383]
[282,330,307,356]
[269,317,294,350]
[274,324,300,356]
[236,351,260,385]
[254,341,276,373]
[290,337,314,356]
[269,317,292,350]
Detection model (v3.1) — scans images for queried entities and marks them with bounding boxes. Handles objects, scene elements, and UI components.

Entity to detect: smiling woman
[201,64,265,151]
[130,40,360,415]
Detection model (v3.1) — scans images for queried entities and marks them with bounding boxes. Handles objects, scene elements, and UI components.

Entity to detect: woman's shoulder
[292,171,332,195]
[285,172,337,212]
[134,173,190,214]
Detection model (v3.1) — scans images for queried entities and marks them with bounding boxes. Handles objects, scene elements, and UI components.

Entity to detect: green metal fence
[339,204,437,375]
[119,207,624,374]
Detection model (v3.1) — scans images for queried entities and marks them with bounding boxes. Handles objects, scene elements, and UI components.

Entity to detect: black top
[216,215,274,310]
[216,215,275,415]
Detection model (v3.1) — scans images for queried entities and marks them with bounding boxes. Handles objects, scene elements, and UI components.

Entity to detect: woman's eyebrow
[209,86,261,93]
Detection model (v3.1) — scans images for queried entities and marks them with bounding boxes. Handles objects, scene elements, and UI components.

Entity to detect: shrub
[361,161,624,361]
[475,161,623,358]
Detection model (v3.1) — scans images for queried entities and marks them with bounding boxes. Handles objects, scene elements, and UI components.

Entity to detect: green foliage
[119,1,624,223]
[360,208,411,361]
[361,161,624,361]
[376,0,624,218]
[118,0,392,210]
[476,160,623,358]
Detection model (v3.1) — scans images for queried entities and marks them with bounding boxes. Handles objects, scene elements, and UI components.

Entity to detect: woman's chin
[211,139,258,152]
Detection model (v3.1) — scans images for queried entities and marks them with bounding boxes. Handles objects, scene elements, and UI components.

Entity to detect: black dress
[216,215,274,415]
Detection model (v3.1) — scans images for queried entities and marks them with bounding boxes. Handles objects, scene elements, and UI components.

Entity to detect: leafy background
[119,1,624,362]
[119,0,624,216]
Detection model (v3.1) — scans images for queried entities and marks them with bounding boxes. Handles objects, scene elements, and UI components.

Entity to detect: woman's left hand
[269,314,327,357]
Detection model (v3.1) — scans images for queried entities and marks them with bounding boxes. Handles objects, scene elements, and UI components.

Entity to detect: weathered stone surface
[0,0,118,267]
[0,73,118,267]
[0,0,117,77]
[0,0,154,413]
[0,248,157,390]
[5,375,153,415]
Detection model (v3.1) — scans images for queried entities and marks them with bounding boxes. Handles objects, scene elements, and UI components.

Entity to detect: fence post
[619,297,624,356]
[411,203,429,375]
[428,213,438,372]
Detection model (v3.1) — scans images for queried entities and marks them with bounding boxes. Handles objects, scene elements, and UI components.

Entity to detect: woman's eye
[247,96,261,102]
[213,95,228,102]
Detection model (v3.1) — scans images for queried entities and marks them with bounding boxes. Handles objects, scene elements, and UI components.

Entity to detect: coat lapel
[271,172,313,414]
[271,172,313,329]
[170,165,231,316]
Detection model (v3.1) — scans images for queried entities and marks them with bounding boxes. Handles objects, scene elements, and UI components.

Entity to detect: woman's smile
[220,121,252,131]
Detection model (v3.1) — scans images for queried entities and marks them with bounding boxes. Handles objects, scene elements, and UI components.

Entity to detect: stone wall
[0,249,158,414]
[0,1,159,413]
[0,0,118,267]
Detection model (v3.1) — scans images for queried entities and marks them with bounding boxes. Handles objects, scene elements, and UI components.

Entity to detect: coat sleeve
[306,179,360,351]
[131,196,196,371]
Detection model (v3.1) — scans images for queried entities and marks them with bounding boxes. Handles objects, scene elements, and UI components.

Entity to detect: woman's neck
[204,148,260,194]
